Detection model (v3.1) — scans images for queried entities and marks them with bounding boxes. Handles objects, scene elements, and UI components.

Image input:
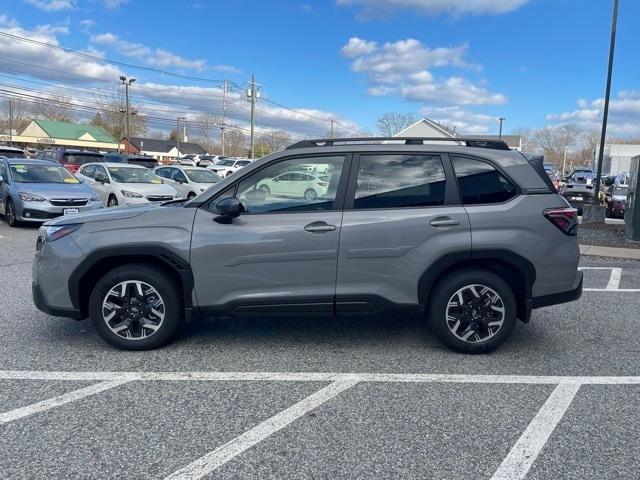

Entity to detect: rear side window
[353,154,446,209]
[452,156,517,205]
[81,165,97,178]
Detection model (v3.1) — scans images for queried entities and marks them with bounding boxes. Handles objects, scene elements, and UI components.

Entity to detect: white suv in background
[154,165,222,199]
[76,162,181,207]
[209,158,253,177]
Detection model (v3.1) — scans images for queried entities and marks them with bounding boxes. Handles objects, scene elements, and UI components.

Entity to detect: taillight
[543,207,578,236]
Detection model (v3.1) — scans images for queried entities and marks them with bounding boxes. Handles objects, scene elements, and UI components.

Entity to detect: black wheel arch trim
[418,249,537,322]
[68,244,194,316]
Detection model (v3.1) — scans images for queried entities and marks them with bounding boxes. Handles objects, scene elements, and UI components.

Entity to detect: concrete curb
[580,244,640,260]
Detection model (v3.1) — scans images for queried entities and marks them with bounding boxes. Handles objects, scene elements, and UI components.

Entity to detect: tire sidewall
[89,265,182,350]
[107,195,118,207]
[429,269,517,354]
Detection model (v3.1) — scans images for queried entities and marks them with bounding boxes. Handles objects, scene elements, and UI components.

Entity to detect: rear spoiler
[522,153,556,192]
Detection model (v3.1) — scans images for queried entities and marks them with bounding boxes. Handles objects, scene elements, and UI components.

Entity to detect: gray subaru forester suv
[33,137,582,353]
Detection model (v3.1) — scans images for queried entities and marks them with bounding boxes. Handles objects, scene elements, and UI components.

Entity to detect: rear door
[336,152,471,311]
[190,154,350,314]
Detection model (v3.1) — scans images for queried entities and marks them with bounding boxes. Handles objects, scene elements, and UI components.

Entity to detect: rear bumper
[32,281,82,320]
[531,270,583,309]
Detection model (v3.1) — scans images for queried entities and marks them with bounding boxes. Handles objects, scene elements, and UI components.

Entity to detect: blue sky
[1,0,639,138]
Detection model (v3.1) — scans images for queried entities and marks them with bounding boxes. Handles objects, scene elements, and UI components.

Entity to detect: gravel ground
[578,223,640,249]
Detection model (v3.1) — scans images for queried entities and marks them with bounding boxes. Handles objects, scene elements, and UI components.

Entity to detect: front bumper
[531,270,583,309]
[32,281,82,319]
[16,200,102,222]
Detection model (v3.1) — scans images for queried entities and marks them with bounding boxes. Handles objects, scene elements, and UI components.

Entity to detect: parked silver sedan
[154,165,222,199]
[0,158,102,226]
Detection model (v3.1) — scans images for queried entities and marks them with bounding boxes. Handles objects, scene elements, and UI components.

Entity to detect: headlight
[40,224,81,242]
[120,190,143,198]
[90,194,101,202]
[19,192,46,202]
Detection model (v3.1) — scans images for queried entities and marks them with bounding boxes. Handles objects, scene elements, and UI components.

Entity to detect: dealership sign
[37,138,56,144]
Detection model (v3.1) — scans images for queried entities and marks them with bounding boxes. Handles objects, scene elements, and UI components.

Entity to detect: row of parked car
[0,146,254,227]
[556,167,629,217]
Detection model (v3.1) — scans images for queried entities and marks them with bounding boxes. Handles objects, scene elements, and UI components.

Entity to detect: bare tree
[376,112,419,136]
[530,124,581,167]
[255,130,291,156]
[194,113,221,154]
[0,98,30,134]
[91,87,147,140]
[224,129,247,157]
[511,127,538,153]
[32,92,75,122]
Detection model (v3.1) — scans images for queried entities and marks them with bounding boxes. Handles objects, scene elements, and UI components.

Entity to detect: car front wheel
[89,264,183,350]
[428,269,517,354]
[5,199,20,227]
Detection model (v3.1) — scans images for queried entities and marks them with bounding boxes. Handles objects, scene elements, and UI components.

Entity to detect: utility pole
[119,76,136,152]
[176,116,186,161]
[594,0,619,205]
[8,99,13,146]
[221,79,228,156]
[498,117,505,139]
[562,146,568,175]
[330,119,335,138]
[247,75,261,159]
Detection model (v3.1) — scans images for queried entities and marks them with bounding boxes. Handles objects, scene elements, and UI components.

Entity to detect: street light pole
[594,0,619,204]
[119,76,136,152]
[498,117,505,139]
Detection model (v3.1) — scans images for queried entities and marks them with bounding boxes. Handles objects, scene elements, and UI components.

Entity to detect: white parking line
[2,370,640,384]
[0,378,131,424]
[164,380,359,480]
[490,383,581,480]
[579,266,640,292]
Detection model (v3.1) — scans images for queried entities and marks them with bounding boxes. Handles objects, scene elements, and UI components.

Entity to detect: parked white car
[209,158,252,177]
[76,162,181,207]
[257,171,330,201]
[154,165,222,199]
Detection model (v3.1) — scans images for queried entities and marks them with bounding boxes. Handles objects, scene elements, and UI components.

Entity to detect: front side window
[452,156,517,205]
[353,154,446,209]
[107,167,162,184]
[235,155,345,214]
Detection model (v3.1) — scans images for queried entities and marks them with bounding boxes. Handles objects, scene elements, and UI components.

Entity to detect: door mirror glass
[214,196,243,223]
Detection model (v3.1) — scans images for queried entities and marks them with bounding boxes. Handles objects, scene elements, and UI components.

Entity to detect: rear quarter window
[452,156,517,205]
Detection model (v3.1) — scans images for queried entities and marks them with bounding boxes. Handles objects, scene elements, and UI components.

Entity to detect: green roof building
[17,119,121,150]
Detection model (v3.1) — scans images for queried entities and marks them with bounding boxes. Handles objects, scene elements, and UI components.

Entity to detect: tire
[428,269,517,354]
[258,185,270,195]
[605,203,612,218]
[5,199,20,227]
[304,188,318,201]
[107,195,118,207]
[225,171,232,177]
[187,192,196,199]
[88,264,183,350]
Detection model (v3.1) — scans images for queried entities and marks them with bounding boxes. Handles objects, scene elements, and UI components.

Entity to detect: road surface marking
[2,370,640,384]
[491,382,581,480]
[164,380,359,480]
[0,378,131,424]
[606,268,622,290]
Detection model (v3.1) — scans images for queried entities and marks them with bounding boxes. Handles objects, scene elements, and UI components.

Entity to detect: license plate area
[63,208,80,215]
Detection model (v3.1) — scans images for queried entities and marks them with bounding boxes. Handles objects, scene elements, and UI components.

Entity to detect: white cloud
[341,37,377,57]
[24,0,74,12]
[421,106,498,133]
[337,0,530,17]
[547,91,640,136]
[91,32,208,71]
[100,0,129,9]
[342,37,504,106]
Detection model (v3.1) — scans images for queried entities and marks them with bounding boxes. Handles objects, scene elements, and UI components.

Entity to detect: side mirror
[214,196,242,224]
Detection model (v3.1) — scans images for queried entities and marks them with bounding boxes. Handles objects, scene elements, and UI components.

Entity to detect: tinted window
[452,157,517,205]
[353,154,446,209]
[235,156,344,214]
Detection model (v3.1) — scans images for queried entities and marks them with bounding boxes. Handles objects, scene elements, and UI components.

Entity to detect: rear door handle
[429,217,460,227]
[304,221,337,233]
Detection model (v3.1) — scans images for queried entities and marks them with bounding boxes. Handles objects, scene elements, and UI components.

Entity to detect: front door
[190,154,349,315]
[336,152,471,311]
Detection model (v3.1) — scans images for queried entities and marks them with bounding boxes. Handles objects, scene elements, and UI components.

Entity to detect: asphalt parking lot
[1,220,639,479]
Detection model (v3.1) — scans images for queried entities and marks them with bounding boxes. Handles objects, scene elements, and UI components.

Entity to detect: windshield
[63,153,103,165]
[9,163,80,184]
[218,159,236,166]
[184,169,221,183]
[107,167,162,184]
[0,149,26,158]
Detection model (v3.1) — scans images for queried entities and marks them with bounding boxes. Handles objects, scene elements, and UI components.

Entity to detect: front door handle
[429,217,460,227]
[304,221,337,233]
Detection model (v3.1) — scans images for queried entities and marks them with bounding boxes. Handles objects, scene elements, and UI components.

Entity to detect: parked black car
[103,153,159,169]
[604,184,628,218]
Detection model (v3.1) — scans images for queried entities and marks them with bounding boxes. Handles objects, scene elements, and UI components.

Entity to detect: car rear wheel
[107,195,118,207]
[428,269,516,354]
[258,185,270,195]
[187,192,196,199]
[5,199,20,227]
[89,264,183,350]
[304,188,318,201]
